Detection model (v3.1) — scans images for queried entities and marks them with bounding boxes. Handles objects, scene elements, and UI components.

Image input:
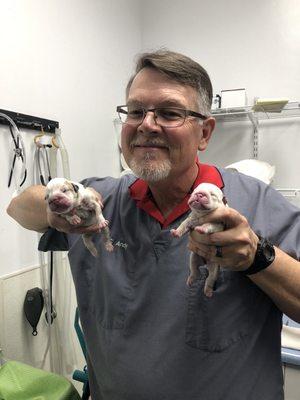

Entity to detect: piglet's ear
[72,183,79,193]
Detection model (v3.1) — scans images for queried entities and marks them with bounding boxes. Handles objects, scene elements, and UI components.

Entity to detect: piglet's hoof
[105,243,114,252]
[186,275,196,287]
[204,284,213,298]
[99,220,109,229]
[170,229,180,237]
[70,215,81,225]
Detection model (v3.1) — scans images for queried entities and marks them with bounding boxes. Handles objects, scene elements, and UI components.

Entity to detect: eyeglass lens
[119,107,187,127]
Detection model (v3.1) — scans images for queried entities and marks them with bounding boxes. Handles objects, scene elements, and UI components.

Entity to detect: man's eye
[128,109,143,118]
[159,109,184,120]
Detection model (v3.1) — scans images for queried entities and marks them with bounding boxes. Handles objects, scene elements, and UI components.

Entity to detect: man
[7,50,300,400]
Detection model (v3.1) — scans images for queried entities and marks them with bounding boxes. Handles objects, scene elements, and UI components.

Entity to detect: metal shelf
[211,101,300,159]
[212,101,300,123]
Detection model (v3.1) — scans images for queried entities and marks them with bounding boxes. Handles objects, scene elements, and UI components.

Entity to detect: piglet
[45,178,113,256]
[171,182,227,297]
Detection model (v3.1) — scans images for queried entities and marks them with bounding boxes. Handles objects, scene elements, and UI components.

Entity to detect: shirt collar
[129,160,224,228]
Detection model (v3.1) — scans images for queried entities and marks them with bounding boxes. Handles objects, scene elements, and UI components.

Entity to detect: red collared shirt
[129,161,224,228]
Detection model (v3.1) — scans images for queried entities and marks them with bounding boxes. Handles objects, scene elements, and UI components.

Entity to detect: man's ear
[198,117,215,151]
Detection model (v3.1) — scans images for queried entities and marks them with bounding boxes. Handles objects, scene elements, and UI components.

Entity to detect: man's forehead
[127,68,198,107]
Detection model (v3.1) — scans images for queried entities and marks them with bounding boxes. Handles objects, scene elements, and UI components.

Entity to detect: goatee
[129,152,172,182]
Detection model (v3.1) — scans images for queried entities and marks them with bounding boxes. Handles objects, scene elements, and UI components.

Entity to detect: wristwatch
[241,235,275,276]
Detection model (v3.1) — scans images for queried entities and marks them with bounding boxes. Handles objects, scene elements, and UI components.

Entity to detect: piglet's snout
[48,194,73,212]
[188,192,209,208]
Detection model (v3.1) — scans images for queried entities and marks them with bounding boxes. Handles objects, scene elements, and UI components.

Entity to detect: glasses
[116,105,208,128]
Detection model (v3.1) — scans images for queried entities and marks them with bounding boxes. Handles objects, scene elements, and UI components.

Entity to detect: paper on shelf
[252,98,289,113]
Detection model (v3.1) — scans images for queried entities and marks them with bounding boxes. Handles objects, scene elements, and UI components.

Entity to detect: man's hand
[188,206,259,272]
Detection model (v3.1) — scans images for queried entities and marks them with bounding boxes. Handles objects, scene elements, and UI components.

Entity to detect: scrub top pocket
[69,243,133,330]
[185,268,258,352]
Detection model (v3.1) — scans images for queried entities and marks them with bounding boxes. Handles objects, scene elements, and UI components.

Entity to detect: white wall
[141,0,300,102]
[141,0,300,188]
[0,0,142,276]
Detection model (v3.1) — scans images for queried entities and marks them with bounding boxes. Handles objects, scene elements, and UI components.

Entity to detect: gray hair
[126,49,213,116]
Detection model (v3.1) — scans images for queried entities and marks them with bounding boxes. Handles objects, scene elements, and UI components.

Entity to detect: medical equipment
[0,112,27,191]
[23,287,44,336]
[1,108,77,380]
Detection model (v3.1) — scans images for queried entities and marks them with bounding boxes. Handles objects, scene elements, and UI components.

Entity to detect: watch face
[259,238,275,263]
[265,244,274,259]
[242,235,275,275]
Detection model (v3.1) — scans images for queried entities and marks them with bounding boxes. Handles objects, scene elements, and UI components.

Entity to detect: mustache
[130,136,170,149]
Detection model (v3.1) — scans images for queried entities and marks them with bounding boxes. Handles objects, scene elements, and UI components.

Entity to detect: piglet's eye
[61,188,68,193]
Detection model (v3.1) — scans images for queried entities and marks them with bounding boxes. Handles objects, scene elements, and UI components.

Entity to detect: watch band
[241,235,275,276]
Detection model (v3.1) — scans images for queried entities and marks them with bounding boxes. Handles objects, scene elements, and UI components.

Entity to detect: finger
[197,207,248,229]
[189,242,231,260]
[69,223,102,234]
[189,230,213,245]
[47,213,72,232]
[192,223,253,248]
[188,242,212,258]
[188,244,232,268]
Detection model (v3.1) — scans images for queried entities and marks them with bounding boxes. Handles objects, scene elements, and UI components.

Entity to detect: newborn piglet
[45,178,114,256]
[171,183,227,297]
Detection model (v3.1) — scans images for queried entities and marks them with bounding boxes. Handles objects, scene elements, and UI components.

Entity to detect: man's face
[121,67,213,182]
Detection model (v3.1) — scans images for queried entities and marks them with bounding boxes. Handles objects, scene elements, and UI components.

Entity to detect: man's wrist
[241,235,275,276]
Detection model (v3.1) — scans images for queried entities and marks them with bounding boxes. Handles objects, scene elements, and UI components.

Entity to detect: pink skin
[188,191,210,211]
[48,191,109,229]
[48,194,73,213]
[99,220,109,229]
[170,228,180,238]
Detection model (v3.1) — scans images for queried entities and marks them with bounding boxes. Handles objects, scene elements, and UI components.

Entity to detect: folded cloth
[282,325,300,351]
[0,361,81,400]
[225,159,275,185]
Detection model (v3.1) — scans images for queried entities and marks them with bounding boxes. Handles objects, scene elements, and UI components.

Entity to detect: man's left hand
[188,206,259,272]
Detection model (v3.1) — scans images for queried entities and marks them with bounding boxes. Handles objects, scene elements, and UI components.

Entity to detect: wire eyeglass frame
[116,105,208,128]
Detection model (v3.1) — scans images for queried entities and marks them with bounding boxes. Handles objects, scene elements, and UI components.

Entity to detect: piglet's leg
[98,213,109,229]
[101,226,114,252]
[65,214,82,225]
[186,252,200,286]
[171,218,192,238]
[83,233,98,257]
[204,263,220,297]
[85,197,113,251]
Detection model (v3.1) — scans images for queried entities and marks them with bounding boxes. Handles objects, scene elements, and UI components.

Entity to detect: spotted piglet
[171,183,227,297]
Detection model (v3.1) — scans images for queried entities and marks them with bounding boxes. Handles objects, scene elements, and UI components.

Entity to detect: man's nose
[138,110,159,131]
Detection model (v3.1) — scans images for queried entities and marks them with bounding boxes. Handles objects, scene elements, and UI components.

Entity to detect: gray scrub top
[42,167,300,400]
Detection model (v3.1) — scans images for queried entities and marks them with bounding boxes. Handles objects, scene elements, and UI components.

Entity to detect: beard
[129,151,172,182]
